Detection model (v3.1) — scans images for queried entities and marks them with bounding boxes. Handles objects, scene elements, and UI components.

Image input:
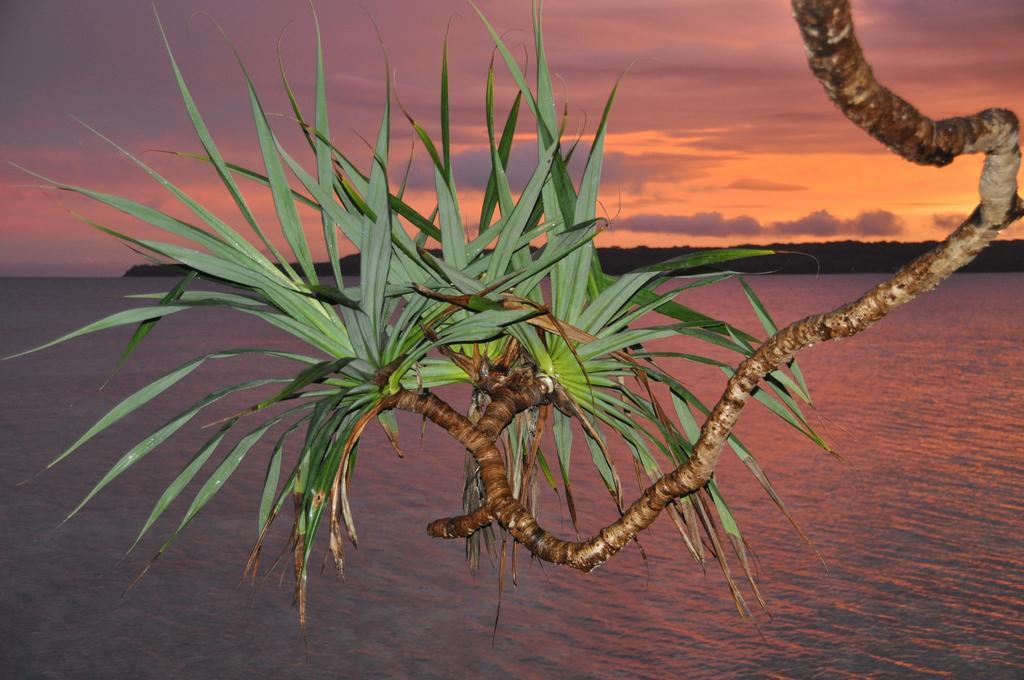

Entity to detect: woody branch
[390,0,1021,572]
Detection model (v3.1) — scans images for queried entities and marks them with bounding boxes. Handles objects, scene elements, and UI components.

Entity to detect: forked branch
[394,0,1021,572]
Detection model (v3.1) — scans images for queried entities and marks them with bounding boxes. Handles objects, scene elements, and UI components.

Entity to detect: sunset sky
[1,0,1021,275]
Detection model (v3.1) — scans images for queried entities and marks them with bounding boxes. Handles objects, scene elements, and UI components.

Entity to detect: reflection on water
[1,275,1022,678]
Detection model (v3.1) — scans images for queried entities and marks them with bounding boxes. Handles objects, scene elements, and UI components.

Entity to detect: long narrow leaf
[130,419,236,552]
[6,306,189,360]
[107,272,198,383]
[212,23,318,285]
[155,10,297,279]
[67,378,283,522]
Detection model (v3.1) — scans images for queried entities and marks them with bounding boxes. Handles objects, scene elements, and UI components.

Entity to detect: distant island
[124,239,1024,277]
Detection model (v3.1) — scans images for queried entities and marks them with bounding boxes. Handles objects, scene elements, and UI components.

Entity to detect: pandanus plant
[10,0,1020,631]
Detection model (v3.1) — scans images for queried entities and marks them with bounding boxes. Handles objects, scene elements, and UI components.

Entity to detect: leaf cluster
[10,2,829,624]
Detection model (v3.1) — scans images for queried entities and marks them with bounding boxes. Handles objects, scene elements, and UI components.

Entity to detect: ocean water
[0,274,1021,678]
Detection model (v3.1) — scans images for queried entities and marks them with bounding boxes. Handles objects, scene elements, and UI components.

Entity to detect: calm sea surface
[1,274,1022,678]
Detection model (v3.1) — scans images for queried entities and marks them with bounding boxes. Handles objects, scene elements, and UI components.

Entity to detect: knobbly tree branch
[391,0,1021,573]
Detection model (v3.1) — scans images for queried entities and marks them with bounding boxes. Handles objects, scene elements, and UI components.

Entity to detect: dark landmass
[124,239,1024,277]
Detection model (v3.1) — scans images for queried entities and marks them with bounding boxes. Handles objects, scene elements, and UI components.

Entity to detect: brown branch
[384,372,547,534]
[367,0,1024,574]
[390,0,1021,574]
[427,506,493,539]
[388,374,663,570]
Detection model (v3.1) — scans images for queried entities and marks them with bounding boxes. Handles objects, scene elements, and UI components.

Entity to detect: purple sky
[2,0,1022,275]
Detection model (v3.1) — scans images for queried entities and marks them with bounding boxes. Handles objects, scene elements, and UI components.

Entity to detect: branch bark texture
[394,0,1022,573]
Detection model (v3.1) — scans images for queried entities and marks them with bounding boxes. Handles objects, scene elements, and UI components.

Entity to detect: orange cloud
[2,0,1020,274]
